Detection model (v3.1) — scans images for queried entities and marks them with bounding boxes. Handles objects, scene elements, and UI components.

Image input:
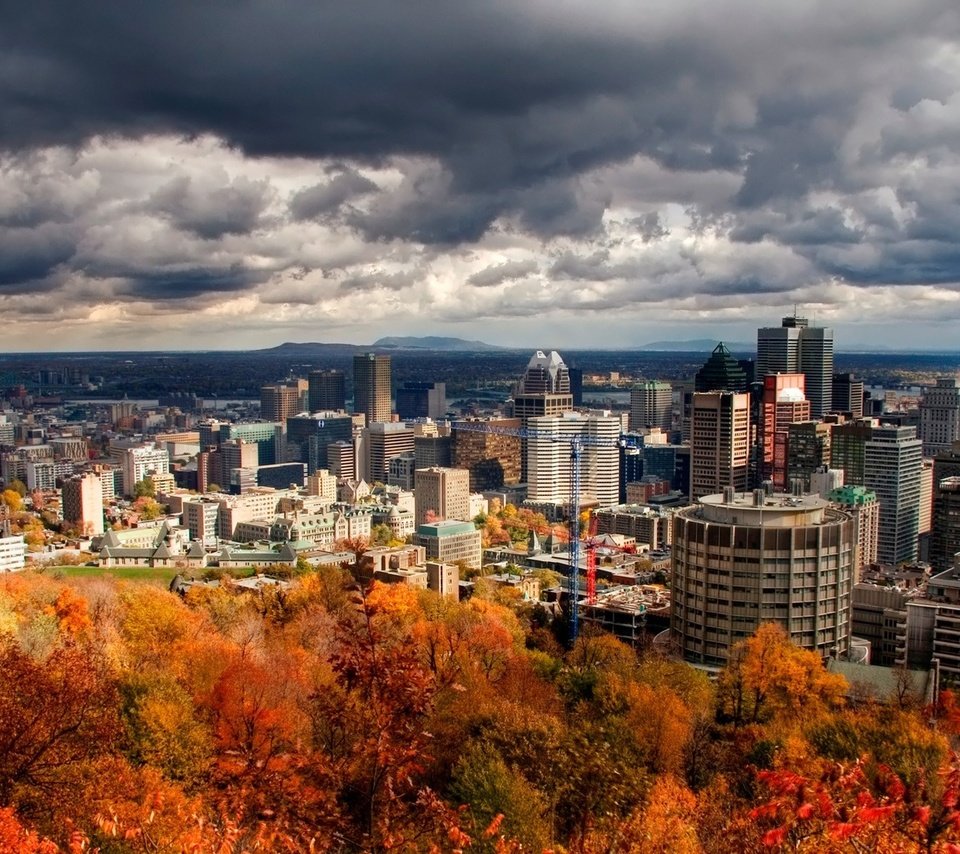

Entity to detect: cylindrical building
[672,488,855,667]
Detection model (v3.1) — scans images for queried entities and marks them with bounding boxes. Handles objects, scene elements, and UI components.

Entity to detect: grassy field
[29,565,183,584]
[26,565,264,587]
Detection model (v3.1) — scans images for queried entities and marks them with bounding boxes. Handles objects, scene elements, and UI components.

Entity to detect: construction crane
[452,420,636,642]
[582,513,639,605]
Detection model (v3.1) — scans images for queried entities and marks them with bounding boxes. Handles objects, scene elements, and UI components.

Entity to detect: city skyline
[1,2,960,351]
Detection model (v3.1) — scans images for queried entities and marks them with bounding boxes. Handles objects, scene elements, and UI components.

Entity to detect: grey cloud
[0,0,959,323]
[289,170,378,221]
[468,259,539,287]
[0,225,74,288]
[148,173,270,239]
[7,1,950,247]
[339,269,422,293]
[113,264,260,300]
[634,212,669,243]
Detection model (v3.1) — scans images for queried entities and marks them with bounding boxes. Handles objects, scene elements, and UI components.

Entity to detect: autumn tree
[718,623,847,726]
[0,640,120,816]
[1,489,22,513]
[308,583,446,851]
[132,495,163,520]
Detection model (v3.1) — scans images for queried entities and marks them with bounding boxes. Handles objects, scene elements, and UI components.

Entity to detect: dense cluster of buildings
[3,323,960,695]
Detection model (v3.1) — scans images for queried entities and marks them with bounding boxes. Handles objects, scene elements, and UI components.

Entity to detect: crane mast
[452,420,633,643]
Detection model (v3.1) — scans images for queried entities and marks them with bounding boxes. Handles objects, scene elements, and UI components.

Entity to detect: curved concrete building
[672,488,855,667]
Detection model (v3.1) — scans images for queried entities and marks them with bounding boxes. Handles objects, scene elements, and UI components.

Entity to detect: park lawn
[30,566,258,585]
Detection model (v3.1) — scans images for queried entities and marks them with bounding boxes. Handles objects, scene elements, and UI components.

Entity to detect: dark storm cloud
[113,265,260,300]
[0,0,960,335]
[0,0,760,247]
[0,225,74,288]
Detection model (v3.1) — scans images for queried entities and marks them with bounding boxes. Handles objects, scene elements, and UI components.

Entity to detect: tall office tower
[920,459,934,538]
[919,378,960,457]
[568,367,584,407]
[61,472,104,537]
[756,314,805,375]
[786,421,832,491]
[930,443,960,571]
[931,478,960,572]
[260,382,302,422]
[286,412,353,473]
[798,326,833,419]
[864,425,922,565]
[365,422,415,483]
[828,485,879,577]
[308,370,346,413]
[414,466,471,527]
[672,490,855,667]
[414,435,452,469]
[396,381,447,420]
[757,315,834,418]
[451,418,522,490]
[689,392,750,500]
[832,373,864,418]
[619,442,644,502]
[694,344,747,393]
[510,350,574,481]
[629,381,673,432]
[829,418,878,486]
[353,352,392,425]
[526,413,620,507]
[327,441,356,480]
[759,373,809,487]
[219,440,259,492]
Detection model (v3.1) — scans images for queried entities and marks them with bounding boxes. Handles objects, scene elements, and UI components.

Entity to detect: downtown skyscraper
[353,353,392,426]
[757,315,834,418]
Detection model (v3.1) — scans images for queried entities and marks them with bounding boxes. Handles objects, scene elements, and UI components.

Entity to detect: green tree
[6,479,26,498]
[133,477,156,498]
[370,523,393,547]
[450,741,550,852]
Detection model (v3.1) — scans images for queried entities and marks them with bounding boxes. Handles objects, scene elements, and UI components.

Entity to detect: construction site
[578,584,672,648]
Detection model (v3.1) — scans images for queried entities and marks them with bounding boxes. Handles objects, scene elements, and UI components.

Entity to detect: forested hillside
[2,569,959,853]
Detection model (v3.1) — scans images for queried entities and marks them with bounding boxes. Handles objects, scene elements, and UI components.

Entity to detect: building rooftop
[691,489,843,527]
[416,520,477,537]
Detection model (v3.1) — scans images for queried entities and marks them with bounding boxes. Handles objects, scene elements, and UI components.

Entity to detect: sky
[2,1,960,352]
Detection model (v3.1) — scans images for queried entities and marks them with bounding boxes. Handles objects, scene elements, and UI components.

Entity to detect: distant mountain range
[257,336,506,354]
[257,341,361,355]
[639,338,754,352]
[372,336,505,351]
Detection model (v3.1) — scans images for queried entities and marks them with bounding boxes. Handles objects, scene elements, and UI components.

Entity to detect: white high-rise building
[919,378,960,458]
[0,532,26,572]
[108,441,171,497]
[864,425,922,565]
[527,413,620,507]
